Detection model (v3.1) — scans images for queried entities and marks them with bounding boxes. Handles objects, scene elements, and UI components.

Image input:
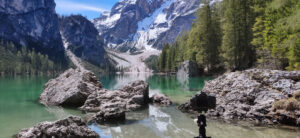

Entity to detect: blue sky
[55,0,119,19]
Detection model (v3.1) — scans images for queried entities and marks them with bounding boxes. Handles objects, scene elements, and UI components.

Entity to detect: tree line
[0,40,65,76]
[156,0,300,74]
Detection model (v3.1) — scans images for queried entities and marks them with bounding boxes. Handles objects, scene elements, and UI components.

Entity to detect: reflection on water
[99,74,212,104]
[0,75,300,138]
[96,74,300,138]
[0,76,82,138]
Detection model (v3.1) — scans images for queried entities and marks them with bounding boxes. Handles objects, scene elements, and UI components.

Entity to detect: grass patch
[294,91,300,100]
[273,92,300,112]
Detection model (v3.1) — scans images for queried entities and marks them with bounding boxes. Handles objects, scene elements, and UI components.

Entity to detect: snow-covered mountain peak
[92,0,202,52]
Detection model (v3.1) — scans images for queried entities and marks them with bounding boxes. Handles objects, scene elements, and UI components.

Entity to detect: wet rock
[16,116,100,138]
[39,68,102,107]
[150,93,172,106]
[87,109,126,124]
[80,80,149,123]
[177,60,200,78]
[180,69,300,125]
[81,80,149,112]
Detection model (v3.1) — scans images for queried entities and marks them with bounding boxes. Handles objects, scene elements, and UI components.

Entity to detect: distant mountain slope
[59,15,108,66]
[92,0,201,52]
[0,0,66,62]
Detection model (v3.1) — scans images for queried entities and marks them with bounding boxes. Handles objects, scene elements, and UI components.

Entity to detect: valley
[107,49,160,73]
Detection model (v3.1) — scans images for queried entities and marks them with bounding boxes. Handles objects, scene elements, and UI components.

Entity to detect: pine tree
[158,44,170,72]
[222,0,255,70]
[194,1,221,72]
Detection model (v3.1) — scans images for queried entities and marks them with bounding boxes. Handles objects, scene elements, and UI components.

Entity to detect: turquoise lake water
[0,74,299,138]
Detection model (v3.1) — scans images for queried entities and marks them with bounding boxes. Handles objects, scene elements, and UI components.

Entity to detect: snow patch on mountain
[93,13,121,31]
[92,0,203,51]
[133,0,174,50]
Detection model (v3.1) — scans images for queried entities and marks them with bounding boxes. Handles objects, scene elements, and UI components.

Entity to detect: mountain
[59,15,108,66]
[0,0,65,62]
[92,0,202,52]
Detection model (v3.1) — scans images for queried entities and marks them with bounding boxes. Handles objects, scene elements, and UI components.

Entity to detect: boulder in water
[80,80,149,123]
[16,116,100,138]
[81,80,149,112]
[39,68,103,107]
[177,60,200,78]
[150,93,172,106]
[179,69,300,126]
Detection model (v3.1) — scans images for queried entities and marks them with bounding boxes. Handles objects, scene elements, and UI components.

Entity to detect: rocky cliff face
[92,0,201,51]
[0,0,65,61]
[59,15,107,65]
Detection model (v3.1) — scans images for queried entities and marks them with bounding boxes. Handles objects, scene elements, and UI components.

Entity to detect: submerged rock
[39,68,102,107]
[150,93,172,106]
[87,109,126,124]
[16,116,100,138]
[179,69,300,126]
[80,80,149,123]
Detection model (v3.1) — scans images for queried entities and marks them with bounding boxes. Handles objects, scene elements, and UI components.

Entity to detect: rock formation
[179,69,300,126]
[177,60,200,78]
[150,93,172,106]
[16,116,100,138]
[80,80,149,123]
[39,68,150,123]
[39,68,103,107]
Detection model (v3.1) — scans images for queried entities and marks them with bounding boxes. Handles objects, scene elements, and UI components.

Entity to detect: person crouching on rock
[197,111,207,138]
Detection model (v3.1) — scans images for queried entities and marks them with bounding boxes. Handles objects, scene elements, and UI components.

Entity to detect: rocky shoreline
[15,116,100,138]
[16,67,173,137]
[179,69,300,126]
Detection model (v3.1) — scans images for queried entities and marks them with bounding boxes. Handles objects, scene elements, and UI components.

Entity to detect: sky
[55,0,119,19]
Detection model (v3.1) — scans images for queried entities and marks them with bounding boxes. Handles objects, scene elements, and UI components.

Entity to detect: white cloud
[55,0,108,13]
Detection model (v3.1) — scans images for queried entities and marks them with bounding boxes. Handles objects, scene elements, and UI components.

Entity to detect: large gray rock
[0,0,65,61]
[16,116,100,138]
[39,68,103,107]
[177,60,200,78]
[59,15,108,66]
[81,80,149,112]
[80,80,149,123]
[179,69,300,125]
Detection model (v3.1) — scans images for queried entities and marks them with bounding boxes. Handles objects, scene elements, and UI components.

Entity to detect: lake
[0,74,299,138]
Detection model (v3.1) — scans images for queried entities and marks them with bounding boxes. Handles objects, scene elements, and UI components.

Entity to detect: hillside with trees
[155,0,300,74]
[0,40,66,76]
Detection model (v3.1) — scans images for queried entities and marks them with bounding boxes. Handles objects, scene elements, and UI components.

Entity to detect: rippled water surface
[0,74,299,138]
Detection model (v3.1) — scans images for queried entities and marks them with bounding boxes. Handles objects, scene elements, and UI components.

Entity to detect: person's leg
[200,127,206,138]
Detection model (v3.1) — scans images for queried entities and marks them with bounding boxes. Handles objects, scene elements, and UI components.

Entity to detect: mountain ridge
[92,0,202,52]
